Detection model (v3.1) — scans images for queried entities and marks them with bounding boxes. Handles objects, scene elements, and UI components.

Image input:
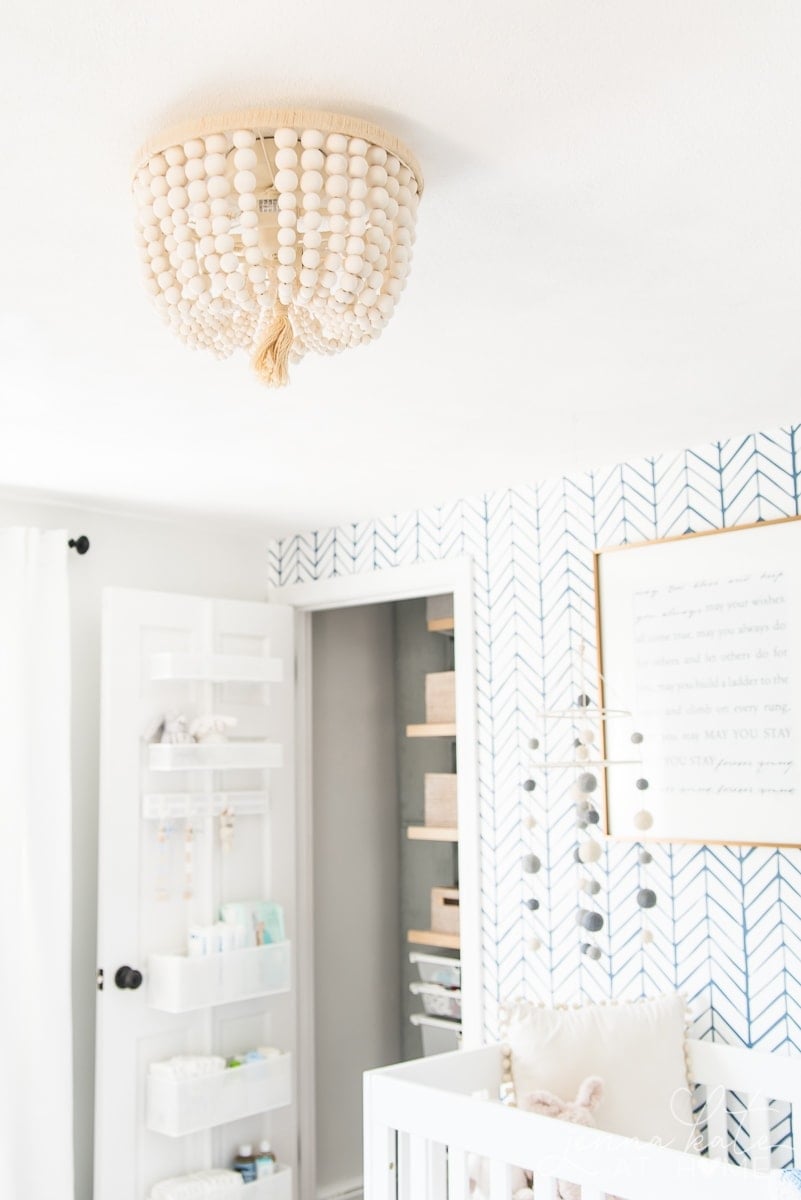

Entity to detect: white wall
[311,604,401,1198]
[0,494,270,1200]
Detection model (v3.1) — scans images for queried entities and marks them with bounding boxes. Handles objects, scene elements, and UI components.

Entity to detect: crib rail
[364,1040,801,1200]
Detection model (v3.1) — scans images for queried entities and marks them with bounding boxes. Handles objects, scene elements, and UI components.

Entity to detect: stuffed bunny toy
[513,1076,605,1200]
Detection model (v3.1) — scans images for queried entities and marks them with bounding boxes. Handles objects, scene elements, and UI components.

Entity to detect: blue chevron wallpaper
[268,425,801,1058]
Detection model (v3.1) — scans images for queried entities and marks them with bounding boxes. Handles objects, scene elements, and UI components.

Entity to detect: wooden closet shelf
[406,722,457,738]
[427,617,455,634]
[407,929,461,950]
[407,825,458,842]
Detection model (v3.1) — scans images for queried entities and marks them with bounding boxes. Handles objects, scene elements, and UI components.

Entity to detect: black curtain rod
[68,535,90,555]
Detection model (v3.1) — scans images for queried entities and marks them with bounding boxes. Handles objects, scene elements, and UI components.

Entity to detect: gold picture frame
[594,515,801,846]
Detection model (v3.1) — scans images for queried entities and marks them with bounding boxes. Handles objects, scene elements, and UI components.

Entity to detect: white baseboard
[316,1179,363,1200]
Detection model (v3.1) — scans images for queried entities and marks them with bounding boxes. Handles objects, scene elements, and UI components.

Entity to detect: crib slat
[447,1146,470,1199]
[790,1094,801,1166]
[748,1094,772,1172]
[409,1133,429,1198]
[427,1141,447,1198]
[536,1171,559,1200]
[707,1086,728,1161]
[397,1131,411,1200]
[365,1120,396,1200]
[488,1159,514,1200]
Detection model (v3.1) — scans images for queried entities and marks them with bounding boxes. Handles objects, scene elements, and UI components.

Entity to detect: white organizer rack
[148,943,291,1013]
[147,1054,292,1137]
[149,652,283,684]
[148,1167,292,1200]
[148,742,283,772]
[142,791,269,820]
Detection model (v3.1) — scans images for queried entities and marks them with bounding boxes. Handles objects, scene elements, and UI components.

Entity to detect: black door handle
[114,965,143,990]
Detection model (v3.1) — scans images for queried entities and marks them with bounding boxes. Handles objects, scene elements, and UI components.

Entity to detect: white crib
[363,1040,801,1199]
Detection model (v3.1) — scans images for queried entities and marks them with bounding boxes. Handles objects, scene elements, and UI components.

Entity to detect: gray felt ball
[636,778,649,791]
[522,854,541,874]
[585,944,602,961]
[586,809,600,825]
[578,694,592,708]
[576,908,589,926]
[631,732,644,744]
[576,819,588,831]
[588,880,602,896]
[573,737,583,748]
[524,897,540,911]
[523,779,536,792]
[574,847,583,864]
[637,888,657,909]
[582,912,604,932]
[529,737,540,750]
[578,772,598,794]
[638,850,653,865]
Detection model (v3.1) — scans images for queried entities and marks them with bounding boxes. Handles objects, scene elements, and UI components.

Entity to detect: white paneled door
[94,588,296,1200]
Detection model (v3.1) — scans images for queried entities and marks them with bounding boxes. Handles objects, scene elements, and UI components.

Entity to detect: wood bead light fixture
[132,109,423,386]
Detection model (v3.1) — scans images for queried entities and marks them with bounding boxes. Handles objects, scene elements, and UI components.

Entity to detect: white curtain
[0,529,73,1198]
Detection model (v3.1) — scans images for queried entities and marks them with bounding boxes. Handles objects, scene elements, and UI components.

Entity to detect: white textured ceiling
[1,2,800,534]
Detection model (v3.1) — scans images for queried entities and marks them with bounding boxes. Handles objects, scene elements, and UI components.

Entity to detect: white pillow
[502,993,696,1152]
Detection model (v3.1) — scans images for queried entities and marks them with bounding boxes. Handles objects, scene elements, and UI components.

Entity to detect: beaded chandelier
[132,109,423,386]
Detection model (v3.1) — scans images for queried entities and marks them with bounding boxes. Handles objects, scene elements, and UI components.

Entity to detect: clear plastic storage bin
[149,1166,292,1200]
[148,942,291,1013]
[409,980,462,1020]
[146,1053,292,1137]
[409,951,461,989]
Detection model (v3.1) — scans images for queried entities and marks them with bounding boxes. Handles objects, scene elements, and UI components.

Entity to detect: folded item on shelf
[150,1168,243,1199]
[148,1055,227,1080]
[219,899,285,947]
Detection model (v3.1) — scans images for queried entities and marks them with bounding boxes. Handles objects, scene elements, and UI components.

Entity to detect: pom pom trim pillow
[500,992,696,1152]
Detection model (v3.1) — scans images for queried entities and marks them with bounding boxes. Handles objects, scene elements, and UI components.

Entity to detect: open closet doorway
[271,559,480,1200]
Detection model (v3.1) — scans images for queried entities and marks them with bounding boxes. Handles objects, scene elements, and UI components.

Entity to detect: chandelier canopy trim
[132,108,423,386]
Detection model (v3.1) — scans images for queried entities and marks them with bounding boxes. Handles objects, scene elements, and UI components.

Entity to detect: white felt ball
[219,251,239,273]
[325,174,348,198]
[578,839,602,864]
[277,265,296,284]
[386,155,400,177]
[328,233,346,253]
[523,814,537,830]
[167,186,187,210]
[274,127,298,149]
[326,132,348,154]
[326,152,348,175]
[633,810,654,831]
[209,198,228,216]
[211,216,230,236]
[245,246,262,265]
[177,240,195,261]
[642,929,654,946]
[187,180,207,204]
[207,176,230,199]
[150,176,169,198]
[299,148,323,172]
[528,937,542,952]
[215,234,235,255]
[166,164,186,188]
[232,129,255,149]
[301,170,324,194]
[185,158,205,183]
[234,170,256,194]
[278,192,297,210]
[329,197,347,216]
[345,254,363,275]
[240,211,259,228]
[302,248,320,269]
[248,265,267,283]
[180,259,198,278]
[204,152,226,176]
[278,227,296,246]
[349,156,368,180]
[149,153,168,176]
[349,179,368,202]
[368,186,389,210]
[349,137,368,156]
[226,272,245,292]
[386,278,402,299]
[366,165,388,187]
[278,247,296,266]
[348,200,366,219]
[275,169,299,193]
[300,128,323,149]
[239,193,257,211]
[234,148,257,172]
[302,192,321,211]
[205,133,228,154]
[366,145,387,166]
[304,229,322,248]
[300,268,318,288]
[184,138,205,159]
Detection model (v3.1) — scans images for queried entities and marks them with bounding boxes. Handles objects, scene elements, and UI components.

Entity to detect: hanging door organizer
[147,1054,293,1137]
[148,942,292,1013]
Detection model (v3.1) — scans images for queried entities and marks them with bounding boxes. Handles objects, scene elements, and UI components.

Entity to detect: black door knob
[115,965,143,990]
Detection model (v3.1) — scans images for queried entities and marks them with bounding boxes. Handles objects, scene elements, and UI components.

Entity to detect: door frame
[268,557,482,1200]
